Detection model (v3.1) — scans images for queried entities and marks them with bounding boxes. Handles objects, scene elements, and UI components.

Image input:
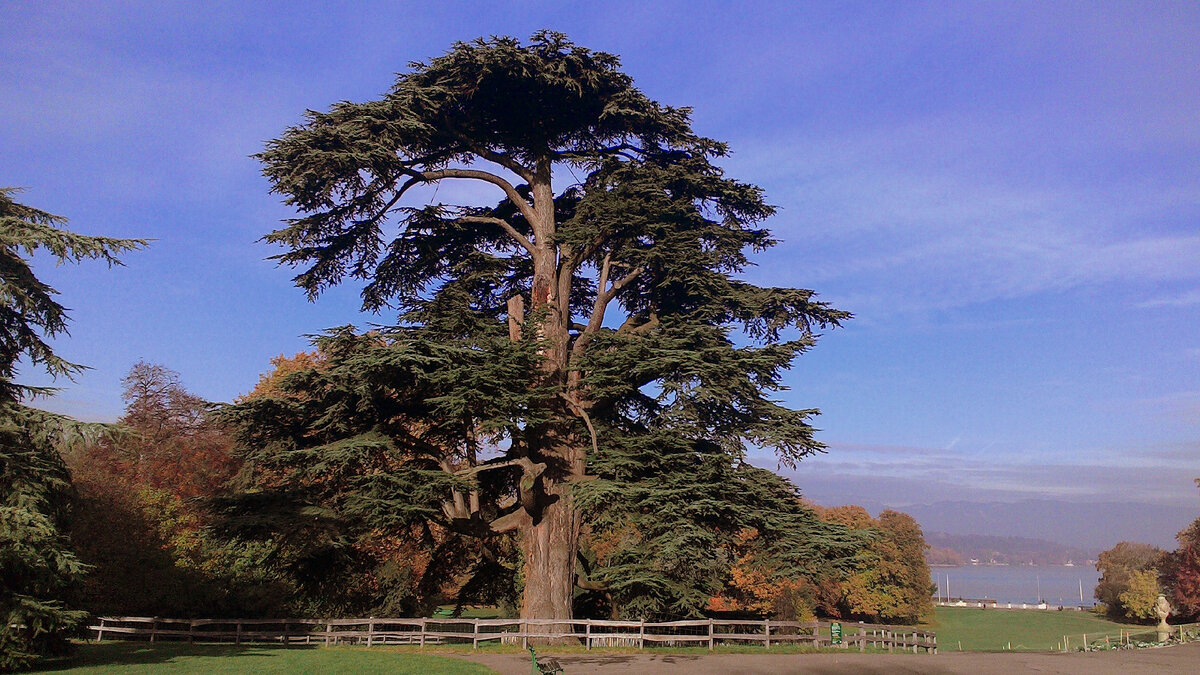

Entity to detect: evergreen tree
[249,32,849,620]
[0,188,145,670]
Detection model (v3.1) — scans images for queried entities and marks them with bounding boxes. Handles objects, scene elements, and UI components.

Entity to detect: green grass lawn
[926,606,1152,651]
[34,643,496,674]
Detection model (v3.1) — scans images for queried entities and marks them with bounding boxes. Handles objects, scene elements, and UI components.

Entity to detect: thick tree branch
[507,295,524,341]
[488,509,526,534]
[571,257,645,361]
[455,456,546,480]
[559,392,599,457]
[550,142,646,162]
[607,266,643,295]
[570,254,611,356]
[617,311,660,336]
[413,168,540,234]
[575,550,608,590]
[443,129,536,183]
[438,457,472,521]
[455,216,536,255]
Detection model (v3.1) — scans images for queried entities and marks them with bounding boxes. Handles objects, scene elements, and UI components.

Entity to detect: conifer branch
[573,255,645,359]
[559,392,599,457]
[455,456,546,480]
[488,509,525,534]
[455,216,535,254]
[447,131,535,183]
[417,168,540,233]
[606,265,643,296]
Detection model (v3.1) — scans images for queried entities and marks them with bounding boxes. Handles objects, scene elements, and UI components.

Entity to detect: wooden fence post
[78,615,940,656]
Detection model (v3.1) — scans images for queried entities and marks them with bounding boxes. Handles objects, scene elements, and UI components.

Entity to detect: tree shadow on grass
[33,641,319,672]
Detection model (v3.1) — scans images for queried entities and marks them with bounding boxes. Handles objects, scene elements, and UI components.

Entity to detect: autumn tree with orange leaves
[709,504,934,623]
[66,363,281,618]
[1160,479,1200,621]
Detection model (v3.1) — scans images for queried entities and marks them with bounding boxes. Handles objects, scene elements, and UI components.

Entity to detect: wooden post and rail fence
[88,616,936,654]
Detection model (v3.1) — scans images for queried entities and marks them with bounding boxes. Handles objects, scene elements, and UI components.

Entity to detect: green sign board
[830,621,842,645]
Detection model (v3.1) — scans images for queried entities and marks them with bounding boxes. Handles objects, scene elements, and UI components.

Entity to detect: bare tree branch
[617,311,660,336]
[456,216,536,255]
[412,167,541,233]
[571,257,646,361]
[488,509,526,534]
[607,266,643,295]
[455,456,545,480]
[442,129,536,183]
[560,392,599,457]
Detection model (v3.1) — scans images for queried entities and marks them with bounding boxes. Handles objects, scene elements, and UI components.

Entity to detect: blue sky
[3,1,1198,540]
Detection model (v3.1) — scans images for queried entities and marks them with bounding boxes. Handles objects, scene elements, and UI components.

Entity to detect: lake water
[931,565,1101,606]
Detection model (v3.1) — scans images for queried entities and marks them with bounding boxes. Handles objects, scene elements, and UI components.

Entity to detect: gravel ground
[458,641,1200,674]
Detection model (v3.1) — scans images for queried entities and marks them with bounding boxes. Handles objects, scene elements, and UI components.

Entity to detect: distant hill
[899,500,1194,550]
[924,531,1095,567]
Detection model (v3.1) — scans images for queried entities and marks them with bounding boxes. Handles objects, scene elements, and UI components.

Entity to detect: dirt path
[458,641,1200,674]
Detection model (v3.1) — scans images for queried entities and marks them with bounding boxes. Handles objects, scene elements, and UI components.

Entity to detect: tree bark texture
[520,464,581,621]
[517,174,588,623]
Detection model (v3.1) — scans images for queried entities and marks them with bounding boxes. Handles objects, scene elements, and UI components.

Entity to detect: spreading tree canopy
[240,32,850,620]
[0,188,145,670]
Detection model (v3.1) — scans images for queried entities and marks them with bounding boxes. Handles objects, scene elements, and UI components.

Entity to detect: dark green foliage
[0,188,146,401]
[577,437,860,619]
[0,189,145,671]
[246,32,851,618]
[0,405,90,671]
[215,328,538,616]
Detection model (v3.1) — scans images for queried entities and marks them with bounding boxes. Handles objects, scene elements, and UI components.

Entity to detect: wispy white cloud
[727,78,1200,318]
[1140,289,1200,309]
[766,437,1200,510]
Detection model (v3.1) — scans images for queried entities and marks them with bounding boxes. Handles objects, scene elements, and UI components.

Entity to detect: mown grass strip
[925,606,1140,651]
[34,643,495,674]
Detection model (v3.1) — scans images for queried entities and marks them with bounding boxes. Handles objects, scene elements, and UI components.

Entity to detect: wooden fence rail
[89,616,935,654]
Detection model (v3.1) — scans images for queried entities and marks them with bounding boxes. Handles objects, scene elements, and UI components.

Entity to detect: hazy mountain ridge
[925,531,1096,567]
[899,500,1194,550]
